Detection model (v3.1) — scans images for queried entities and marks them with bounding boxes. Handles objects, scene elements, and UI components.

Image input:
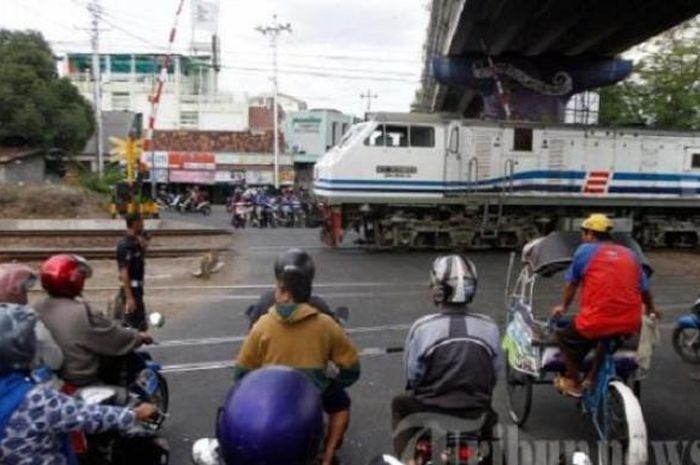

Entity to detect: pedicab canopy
[521,231,653,278]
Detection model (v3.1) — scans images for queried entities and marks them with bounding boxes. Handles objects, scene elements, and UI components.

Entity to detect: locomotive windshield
[337,123,369,149]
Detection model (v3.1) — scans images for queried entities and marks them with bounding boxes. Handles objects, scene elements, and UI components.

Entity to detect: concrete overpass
[414,0,700,120]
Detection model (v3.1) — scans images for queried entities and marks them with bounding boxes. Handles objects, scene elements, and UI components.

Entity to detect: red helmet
[40,255,92,298]
[0,264,37,305]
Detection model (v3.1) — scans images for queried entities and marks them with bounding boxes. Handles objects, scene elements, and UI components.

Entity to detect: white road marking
[161,346,403,374]
[153,323,412,348]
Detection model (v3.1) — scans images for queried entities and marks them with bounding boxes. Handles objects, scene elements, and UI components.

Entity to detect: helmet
[217,366,323,465]
[430,255,478,305]
[40,255,92,298]
[581,214,613,233]
[0,264,37,305]
[274,248,315,281]
[0,304,37,374]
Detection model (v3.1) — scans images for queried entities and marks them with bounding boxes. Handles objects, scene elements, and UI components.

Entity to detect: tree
[599,19,700,129]
[0,30,94,153]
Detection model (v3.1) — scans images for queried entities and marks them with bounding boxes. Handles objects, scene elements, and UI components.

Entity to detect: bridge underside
[416,0,700,118]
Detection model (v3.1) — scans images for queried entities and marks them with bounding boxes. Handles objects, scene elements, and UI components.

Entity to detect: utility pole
[360,89,378,113]
[88,0,104,177]
[256,15,291,190]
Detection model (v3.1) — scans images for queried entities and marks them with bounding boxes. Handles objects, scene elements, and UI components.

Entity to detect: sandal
[554,375,583,398]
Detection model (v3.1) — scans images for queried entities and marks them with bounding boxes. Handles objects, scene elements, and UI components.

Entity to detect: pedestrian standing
[116,213,149,331]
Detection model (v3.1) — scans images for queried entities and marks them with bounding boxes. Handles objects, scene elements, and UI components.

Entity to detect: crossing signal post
[108,113,159,219]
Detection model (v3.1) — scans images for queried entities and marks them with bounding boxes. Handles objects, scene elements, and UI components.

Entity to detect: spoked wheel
[595,382,647,465]
[672,326,700,364]
[153,373,170,413]
[506,362,533,426]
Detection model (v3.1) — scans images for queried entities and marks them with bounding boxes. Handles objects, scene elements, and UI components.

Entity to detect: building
[285,109,355,186]
[0,148,45,185]
[248,93,308,115]
[146,129,294,201]
[59,52,249,168]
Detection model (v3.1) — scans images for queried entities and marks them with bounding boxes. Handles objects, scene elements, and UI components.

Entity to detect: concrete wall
[0,154,45,184]
[286,110,354,163]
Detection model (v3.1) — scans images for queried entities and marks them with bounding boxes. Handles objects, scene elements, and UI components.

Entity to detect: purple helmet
[217,366,323,465]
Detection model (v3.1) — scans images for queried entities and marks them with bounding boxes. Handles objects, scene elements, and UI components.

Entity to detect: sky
[2,0,431,118]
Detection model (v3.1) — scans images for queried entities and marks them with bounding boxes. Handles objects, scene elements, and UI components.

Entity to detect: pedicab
[501,231,651,465]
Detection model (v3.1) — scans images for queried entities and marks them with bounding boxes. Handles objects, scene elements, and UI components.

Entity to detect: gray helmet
[0,304,37,374]
[430,255,478,305]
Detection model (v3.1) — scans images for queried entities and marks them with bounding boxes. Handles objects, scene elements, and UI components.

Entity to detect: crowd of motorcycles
[227,188,315,229]
[156,189,212,215]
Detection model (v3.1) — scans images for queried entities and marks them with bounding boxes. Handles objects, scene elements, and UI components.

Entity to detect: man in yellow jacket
[234,262,360,465]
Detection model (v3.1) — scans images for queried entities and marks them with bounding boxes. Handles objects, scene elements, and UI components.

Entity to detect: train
[313,112,700,250]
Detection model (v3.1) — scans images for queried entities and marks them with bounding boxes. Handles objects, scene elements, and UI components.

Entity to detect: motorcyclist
[0,303,157,464]
[192,366,324,465]
[392,255,502,461]
[234,264,360,465]
[245,248,337,328]
[33,254,153,388]
[0,263,63,370]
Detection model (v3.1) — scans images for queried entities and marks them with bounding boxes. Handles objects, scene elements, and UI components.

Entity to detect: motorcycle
[178,194,212,215]
[75,385,169,465]
[672,296,700,363]
[74,312,169,465]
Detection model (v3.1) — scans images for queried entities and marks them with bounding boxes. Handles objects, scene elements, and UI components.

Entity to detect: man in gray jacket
[33,254,151,387]
[392,255,502,459]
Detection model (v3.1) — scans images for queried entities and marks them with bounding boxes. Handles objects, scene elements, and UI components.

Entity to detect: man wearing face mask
[234,259,360,465]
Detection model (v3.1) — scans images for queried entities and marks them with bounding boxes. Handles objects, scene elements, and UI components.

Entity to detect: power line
[360,89,379,112]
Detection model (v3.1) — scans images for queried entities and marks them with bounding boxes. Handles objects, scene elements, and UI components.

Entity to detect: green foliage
[0,30,95,153]
[599,19,700,129]
[75,164,124,196]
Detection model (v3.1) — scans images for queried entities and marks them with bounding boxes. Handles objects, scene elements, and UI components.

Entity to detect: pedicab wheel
[672,326,700,364]
[505,362,533,426]
[153,373,170,414]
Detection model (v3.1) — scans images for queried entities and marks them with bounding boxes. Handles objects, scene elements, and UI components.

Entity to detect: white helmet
[430,255,478,305]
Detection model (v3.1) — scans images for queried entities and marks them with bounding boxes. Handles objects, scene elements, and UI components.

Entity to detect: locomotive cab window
[385,125,409,147]
[513,128,533,151]
[692,153,700,169]
[410,125,435,148]
[364,125,386,146]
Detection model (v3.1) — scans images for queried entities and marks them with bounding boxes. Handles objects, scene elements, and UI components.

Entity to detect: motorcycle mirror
[191,438,222,465]
[149,312,166,329]
[335,306,350,322]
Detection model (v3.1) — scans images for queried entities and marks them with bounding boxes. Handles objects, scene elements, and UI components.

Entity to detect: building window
[180,111,199,129]
[111,92,130,111]
[692,153,700,169]
[513,128,533,151]
[410,125,435,148]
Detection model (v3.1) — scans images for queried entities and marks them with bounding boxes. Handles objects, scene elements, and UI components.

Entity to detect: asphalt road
[156,209,700,465]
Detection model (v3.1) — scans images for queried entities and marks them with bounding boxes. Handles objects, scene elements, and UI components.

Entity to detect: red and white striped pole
[144,0,186,194]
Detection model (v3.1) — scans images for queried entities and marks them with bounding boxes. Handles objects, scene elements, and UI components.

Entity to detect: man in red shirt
[551,214,659,397]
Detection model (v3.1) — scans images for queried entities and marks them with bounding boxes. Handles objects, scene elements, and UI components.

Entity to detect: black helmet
[274,248,315,281]
[0,304,37,374]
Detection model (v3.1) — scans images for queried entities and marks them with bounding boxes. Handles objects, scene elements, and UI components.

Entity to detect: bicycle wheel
[595,381,647,465]
[506,362,533,426]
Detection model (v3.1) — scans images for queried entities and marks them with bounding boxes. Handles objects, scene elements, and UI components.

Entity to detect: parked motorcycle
[177,194,212,215]
[672,297,700,363]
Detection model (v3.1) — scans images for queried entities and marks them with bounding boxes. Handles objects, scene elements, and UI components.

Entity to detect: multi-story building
[59,53,249,132]
[285,109,356,186]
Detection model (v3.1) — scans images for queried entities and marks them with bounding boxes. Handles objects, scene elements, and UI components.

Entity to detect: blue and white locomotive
[314,112,700,249]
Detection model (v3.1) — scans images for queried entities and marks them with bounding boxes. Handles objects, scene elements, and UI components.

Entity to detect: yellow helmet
[581,214,613,233]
